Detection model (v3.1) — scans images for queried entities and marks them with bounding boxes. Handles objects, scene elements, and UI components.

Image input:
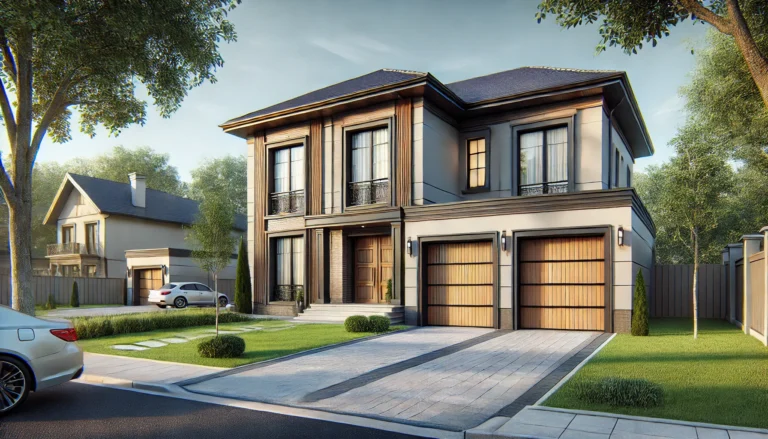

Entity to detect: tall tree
[536,0,768,108]
[0,1,239,314]
[234,237,251,314]
[188,155,246,214]
[187,195,237,336]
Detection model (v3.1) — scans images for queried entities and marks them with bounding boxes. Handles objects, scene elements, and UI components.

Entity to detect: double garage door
[425,236,606,330]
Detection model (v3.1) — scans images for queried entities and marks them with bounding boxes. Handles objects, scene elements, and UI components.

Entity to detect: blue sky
[24,0,706,181]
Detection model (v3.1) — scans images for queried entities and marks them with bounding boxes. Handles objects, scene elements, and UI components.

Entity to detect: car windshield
[160,284,176,289]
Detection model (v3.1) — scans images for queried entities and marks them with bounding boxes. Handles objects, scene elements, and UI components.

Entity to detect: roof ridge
[524,65,621,73]
[382,68,426,75]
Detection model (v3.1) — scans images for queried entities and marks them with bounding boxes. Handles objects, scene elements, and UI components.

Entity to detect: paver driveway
[183,327,599,431]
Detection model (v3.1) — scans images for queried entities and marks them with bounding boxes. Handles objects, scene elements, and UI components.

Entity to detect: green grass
[544,319,768,429]
[78,320,406,368]
[36,304,123,315]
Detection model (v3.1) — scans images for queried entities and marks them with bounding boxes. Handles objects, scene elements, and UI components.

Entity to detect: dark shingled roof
[224,69,427,125]
[69,174,247,231]
[446,67,621,104]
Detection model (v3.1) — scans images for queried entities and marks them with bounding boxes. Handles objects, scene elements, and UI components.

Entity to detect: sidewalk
[466,406,768,439]
[80,352,221,391]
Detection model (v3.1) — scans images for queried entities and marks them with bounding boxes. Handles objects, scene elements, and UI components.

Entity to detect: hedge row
[344,315,390,333]
[73,309,253,340]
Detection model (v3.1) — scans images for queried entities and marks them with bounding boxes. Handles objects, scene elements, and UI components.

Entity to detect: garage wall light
[406,237,412,256]
[618,226,625,246]
[501,231,507,252]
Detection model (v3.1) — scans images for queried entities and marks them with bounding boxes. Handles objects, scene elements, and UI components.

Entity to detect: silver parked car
[147,282,229,309]
[0,305,84,415]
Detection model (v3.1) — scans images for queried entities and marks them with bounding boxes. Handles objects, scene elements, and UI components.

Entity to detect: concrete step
[296,304,404,324]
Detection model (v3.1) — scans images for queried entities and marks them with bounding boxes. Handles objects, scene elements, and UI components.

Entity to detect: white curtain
[351,131,372,182]
[292,237,304,285]
[372,128,389,180]
[276,238,291,285]
[547,127,568,182]
[290,146,304,191]
[520,131,543,185]
[274,149,290,193]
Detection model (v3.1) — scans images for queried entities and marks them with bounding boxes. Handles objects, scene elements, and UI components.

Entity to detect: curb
[79,373,177,394]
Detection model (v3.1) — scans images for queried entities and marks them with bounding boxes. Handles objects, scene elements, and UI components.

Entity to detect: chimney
[129,173,146,208]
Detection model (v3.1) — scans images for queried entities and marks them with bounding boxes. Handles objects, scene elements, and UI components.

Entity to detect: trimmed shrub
[70,281,80,308]
[344,315,371,333]
[198,335,246,358]
[234,238,252,314]
[571,377,663,408]
[44,294,57,310]
[632,271,650,336]
[72,309,253,340]
[369,315,390,333]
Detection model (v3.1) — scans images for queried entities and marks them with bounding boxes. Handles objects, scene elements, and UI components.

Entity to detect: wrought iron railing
[273,285,303,302]
[348,179,389,206]
[270,190,304,215]
[47,242,99,256]
[519,181,568,196]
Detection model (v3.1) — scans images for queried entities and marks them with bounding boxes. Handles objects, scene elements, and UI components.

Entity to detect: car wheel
[156,305,167,309]
[0,356,31,416]
[174,297,187,309]
[218,296,228,308]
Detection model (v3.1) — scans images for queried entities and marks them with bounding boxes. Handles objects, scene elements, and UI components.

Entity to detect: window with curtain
[519,126,568,196]
[274,236,304,301]
[271,145,304,214]
[85,223,97,255]
[468,138,487,188]
[349,127,389,205]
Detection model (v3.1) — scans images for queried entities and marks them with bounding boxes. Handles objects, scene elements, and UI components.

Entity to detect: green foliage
[44,294,57,310]
[234,238,252,314]
[571,377,663,408]
[188,155,247,215]
[385,279,392,303]
[344,315,371,333]
[188,195,238,276]
[368,315,390,333]
[295,287,304,305]
[197,335,246,358]
[631,272,649,336]
[72,309,251,340]
[70,281,80,308]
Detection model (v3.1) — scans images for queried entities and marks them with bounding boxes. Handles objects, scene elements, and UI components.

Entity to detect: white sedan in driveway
[147,282,229,309]
[0,305,84,415]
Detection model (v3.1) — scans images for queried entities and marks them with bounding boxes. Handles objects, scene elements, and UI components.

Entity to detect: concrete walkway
[81,352,222,389]
[466,406,768,439]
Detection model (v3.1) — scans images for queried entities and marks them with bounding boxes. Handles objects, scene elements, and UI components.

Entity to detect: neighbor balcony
[46,242,99,257]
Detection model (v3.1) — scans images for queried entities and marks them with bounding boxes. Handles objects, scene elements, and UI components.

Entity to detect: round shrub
[571,377,663,408]
[344,315,371,333]
[368,315,390,333]
[197,335,246,358]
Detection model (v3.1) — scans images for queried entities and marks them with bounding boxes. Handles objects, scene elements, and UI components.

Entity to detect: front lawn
[544,319,768,429]
[78,320,403,368]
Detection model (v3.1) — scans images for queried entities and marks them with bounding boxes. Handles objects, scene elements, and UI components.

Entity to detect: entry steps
[294,304,404,324]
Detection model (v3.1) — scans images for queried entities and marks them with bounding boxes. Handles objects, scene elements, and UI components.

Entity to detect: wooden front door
[519,236,606,331]
[354,236,393,304]
[136,268,163,305]
[426,241,494,327]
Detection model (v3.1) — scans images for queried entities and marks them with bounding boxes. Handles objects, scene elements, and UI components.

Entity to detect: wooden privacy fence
[216,279,235,298]
[652,264,727,319]
[735,258,744,324]
[0,276,125,306]
[749,252,765,336]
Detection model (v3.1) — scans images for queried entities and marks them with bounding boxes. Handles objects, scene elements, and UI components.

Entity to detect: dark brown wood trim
[396,98,412,207]
[306,206,403,228]
[309,119,323,215]
[392,222,403,304]
[417,232,499,328]
[511,226,613,332]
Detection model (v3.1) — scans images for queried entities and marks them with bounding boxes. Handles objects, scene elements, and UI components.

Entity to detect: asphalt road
[0,382,428,439]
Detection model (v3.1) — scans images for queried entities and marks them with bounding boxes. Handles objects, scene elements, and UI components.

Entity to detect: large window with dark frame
[348,127,389,206]
[467,138,487,189]
[519,126,568,196]
[270,145,304,215]
[273,236,304,302]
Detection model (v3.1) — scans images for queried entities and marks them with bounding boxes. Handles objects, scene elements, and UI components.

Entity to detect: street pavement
[0,382,427,439]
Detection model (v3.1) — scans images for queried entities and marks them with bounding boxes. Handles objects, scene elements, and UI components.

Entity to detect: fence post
[741,235,762,336]
[725,244,743,325]
[761,227,768,346]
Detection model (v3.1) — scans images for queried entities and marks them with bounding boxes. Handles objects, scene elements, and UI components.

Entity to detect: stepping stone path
[110,324,294,352]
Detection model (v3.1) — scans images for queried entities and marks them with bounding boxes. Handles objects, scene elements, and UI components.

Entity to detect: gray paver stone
[614,419,697,439]
[569,414,618,434]
[495,421,564,439]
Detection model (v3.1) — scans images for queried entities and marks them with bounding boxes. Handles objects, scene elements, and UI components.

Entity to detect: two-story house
[43,172,246,305]
[222,67,655,332]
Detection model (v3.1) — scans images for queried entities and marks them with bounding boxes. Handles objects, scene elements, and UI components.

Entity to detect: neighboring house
[222,66,655,332]
[43,173,246,305]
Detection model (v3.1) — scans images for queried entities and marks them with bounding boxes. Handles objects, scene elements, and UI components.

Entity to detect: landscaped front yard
[544,319,768,429]
[79,319,402,368]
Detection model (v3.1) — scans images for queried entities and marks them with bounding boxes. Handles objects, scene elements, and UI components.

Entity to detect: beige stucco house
[43,173,245,305]
[223,66,655,332]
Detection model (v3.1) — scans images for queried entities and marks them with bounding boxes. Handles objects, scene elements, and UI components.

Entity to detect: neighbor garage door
[135,268,163,305]
[426,241,494,327]
[519,236,606,331]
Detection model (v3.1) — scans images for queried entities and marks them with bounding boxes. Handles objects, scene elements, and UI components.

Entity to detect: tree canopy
[188,155,246,214]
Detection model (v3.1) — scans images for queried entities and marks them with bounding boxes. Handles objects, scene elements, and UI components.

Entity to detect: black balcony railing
[519,181,568,196]
[348,179,389,206]
[273,285,303,302]
[270,190,304,215]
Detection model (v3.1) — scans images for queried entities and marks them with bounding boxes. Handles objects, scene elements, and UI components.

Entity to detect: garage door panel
[427,242,492,264]
[520,236,604,262]
[519,261,604,284]
[520,285,605,307]
[520,307,604,331]
[428,286,493,306]
[427,264,493,285]
[428,306,493,327]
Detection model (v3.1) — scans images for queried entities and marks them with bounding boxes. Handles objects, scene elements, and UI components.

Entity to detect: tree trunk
[9,199,34,315]
[727,0,768,109]
[692,230,699,340]
[214,272,219,337]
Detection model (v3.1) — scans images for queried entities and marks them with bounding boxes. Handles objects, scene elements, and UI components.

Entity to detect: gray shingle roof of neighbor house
[49,173,247,231]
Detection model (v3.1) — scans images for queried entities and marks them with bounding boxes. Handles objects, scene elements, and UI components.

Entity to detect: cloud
[653,95,685,118]
[309,34,395,64]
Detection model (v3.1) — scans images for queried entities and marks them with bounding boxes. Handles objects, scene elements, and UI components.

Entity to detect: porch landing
[295,304,404,324]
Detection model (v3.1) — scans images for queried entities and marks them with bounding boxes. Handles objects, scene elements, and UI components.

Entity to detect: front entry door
[354,236,393,304]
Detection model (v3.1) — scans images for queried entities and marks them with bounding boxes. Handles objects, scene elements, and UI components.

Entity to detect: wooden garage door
[519,237,605,330]
[136,268,163,305]
[426,241,493,327]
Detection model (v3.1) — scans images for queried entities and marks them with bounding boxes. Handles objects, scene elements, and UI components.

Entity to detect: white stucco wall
[56,189,106,256]
[415,105,461,205]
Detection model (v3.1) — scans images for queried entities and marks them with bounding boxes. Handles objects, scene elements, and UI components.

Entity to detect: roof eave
[42,174,103,226]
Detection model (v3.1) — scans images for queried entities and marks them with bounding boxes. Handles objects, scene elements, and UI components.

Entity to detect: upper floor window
[85,223,97,255]
[468,138,487,189]
[349,127,389,206]
[519,126,568,196]
[270,145,304,215]
[61,225,73,243]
